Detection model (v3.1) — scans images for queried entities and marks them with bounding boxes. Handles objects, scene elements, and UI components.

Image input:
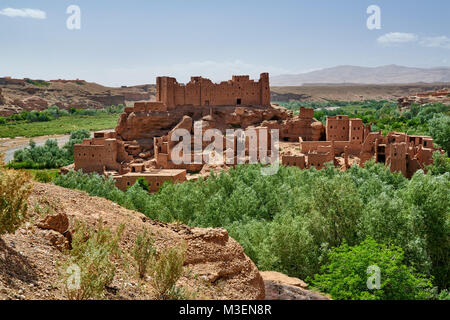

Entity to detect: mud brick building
[156,73,271,109]
[73,73,443,190]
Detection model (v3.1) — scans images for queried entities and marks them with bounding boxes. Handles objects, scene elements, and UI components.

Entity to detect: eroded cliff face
[0,183,265,300]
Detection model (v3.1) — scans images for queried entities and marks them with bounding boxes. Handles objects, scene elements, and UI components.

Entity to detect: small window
[236,98,242,105]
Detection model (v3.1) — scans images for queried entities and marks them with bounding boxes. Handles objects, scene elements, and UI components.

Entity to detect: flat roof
[116,169,186,178]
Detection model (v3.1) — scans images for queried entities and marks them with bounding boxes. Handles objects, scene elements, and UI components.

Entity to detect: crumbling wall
[156,73,270,109]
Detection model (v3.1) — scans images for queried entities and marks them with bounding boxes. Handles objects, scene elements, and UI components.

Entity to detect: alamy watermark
[367,265,381,290]
[66,5,81,30]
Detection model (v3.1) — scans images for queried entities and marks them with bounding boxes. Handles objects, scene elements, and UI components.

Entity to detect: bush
[0,165,33,236]
[60,219,124,300]
[135,177,150,192]
[9,129,91,169]
[133,230,156,279]
[32,170,59,183]
[310,238,434,300]
[150,243,187,300]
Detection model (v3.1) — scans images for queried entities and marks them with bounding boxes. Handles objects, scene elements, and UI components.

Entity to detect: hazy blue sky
[1,0,449,86]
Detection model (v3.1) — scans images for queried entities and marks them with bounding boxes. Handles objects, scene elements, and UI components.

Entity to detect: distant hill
[271,65,450,86]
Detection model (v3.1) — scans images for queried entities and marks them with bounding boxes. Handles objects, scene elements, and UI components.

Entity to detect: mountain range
[271,65,450,86]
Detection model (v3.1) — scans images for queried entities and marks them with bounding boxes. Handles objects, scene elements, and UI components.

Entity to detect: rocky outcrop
[0,182,265,300]
[0,80,156,113]
[0,88,5,105]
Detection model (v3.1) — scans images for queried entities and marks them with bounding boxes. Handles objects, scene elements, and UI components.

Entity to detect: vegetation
[0,157,33,236]
[8,129,90,169]
[428,114,450,153]
[25,79,50,87]
[60,219,124,300]
[309,238,433,300]
[149,244,187,300]
[133,230,156,279]
[0,105,122,138]
[54,155,450,297]
[275,100,450,139]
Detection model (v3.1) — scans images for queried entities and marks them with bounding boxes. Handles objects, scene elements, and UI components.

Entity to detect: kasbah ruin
[71,73,444,192]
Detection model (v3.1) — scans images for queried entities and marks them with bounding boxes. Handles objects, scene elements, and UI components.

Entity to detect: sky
[0,0,449,86]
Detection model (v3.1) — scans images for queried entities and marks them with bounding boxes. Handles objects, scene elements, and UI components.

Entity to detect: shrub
[426,151,450,175]
[60,219,124,300]
[0,165,33,236]
[310,238,433,300]
[33,170,59,183]
[133,230,156,279]
[150,243,187,300]
[135,177,150,192]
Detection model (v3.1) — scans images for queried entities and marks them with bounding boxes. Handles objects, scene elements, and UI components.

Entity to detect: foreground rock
[0,183,264,300]
[261,271,330,300]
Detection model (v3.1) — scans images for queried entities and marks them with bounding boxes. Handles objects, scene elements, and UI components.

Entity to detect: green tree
[310,238,433,300]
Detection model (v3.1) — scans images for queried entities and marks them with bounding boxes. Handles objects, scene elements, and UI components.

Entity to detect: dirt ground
[0,182,265,300]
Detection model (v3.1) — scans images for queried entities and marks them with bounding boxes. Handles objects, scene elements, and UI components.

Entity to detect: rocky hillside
[0,78,156,116]
[0,182,264,300]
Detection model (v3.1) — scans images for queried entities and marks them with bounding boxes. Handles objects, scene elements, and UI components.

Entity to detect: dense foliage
[59,220,124,300]
[9,129,90,169]
[428,114,450,153]
[54,155,450,296]
[0,105,124,124]
[310,238,433,300]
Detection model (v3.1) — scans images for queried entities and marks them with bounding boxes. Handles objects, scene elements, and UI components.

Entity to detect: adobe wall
[113,170,186,192]
[327,115,349,141]
[156,73,271,109]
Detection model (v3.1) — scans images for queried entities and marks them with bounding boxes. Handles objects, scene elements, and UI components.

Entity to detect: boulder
[261,271,330,300]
